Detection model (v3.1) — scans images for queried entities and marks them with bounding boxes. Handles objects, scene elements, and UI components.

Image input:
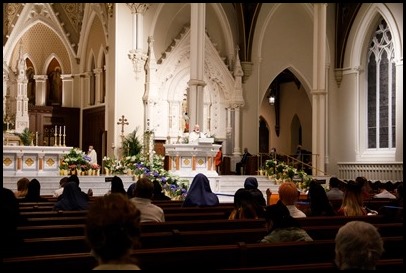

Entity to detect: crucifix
[117,115,129,138]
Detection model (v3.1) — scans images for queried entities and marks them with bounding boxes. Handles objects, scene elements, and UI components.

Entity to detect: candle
[36,132,38,146]
[60,126,62,135]
[55,125,57,134]
[64,126,66,135]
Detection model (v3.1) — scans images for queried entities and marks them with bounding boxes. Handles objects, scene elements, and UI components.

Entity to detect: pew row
[14,223,403,257]
[4,237,403,271]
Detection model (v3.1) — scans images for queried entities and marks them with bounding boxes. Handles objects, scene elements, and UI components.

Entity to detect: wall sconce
[268,88,275,105]
[269,95,275,105]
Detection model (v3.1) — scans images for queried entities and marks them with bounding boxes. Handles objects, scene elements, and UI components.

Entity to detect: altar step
[3,175,281,203]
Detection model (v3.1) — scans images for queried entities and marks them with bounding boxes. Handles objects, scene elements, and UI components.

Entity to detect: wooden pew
[304,222,404,240]
[14,221,403,257]
[19,211,230,226]
[229,258,404,270]
[18,218,266,239]
[4,237,402,271]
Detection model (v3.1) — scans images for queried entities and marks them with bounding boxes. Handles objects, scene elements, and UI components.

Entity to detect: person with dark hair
[152,180,171,201]
[67,174,90,201]
[108,176,127,196]
[182,173,219,207]
[228,188,262,219]
[334,221,384,270]
[127,182,137,199]
[53,181,89,211]
[236,147,251,175]
[19,179,47,202]
[307,180,335,216]
[2,187,25,257]
[54,176,68,198]
[373,182,396,199]
[337,179,368,216]
[14,177,30,198]
[130,177,165,222]
[244,177,266,207]
[85,193,142,270]
[260,201,313,243]
[326,177,344,200]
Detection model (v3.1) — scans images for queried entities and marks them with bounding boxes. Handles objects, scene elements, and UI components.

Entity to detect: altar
[164,139,221,177]
[3,145,72,176]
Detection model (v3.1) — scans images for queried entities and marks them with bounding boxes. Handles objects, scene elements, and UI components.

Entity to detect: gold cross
[117,115,129,137]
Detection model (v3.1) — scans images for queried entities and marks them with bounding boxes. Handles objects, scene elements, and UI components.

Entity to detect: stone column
[312,3,327,176]
[188,3,206,129]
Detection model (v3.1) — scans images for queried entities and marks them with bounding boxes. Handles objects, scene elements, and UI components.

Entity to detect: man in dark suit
[236,147,251,175]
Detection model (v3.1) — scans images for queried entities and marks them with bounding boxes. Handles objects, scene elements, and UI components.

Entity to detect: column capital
[126,3,151,14]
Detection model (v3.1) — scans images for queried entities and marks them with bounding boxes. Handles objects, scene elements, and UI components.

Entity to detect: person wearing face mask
[87,145,97,165]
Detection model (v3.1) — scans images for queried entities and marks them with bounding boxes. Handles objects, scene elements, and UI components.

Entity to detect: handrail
[257,152,329,178]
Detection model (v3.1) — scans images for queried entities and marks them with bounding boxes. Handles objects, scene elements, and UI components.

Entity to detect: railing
[337,162,403,182]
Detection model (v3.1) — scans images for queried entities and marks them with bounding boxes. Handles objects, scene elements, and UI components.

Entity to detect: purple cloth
[182,173,219,207]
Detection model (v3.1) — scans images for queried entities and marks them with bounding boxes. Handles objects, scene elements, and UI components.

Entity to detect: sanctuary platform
[3,174,280,203]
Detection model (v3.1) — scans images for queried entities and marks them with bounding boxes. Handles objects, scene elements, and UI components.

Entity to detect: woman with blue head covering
[182,173,219,207]
[244,177,266,207]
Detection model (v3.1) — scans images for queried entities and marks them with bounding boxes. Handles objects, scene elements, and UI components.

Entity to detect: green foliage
[16,128,33,146]
[122,128,143,157]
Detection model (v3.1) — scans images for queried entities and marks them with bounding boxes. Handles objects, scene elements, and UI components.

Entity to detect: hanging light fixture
[268,89,275,105]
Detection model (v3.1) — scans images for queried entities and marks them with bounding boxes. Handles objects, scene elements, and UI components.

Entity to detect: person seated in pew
[260,201,313,243]
[2,187,25,257]
[130,177,165,222]
[244,177,267,208]
[85,193,142,270]
[373,182,396,199]
[19,179,48,203]
[334,221,384,270]
[307,180,336,216]
[326,176,344,201]
[53,176,68,198]
[127,182,137,199]
[151,180,171,201]
[337,179,368,216]
[106,176,127,196]
[14,177,30,199]
[228,188,263,220]
[53,181,89,211]
[182,173,219,207]
[278,181,307,218]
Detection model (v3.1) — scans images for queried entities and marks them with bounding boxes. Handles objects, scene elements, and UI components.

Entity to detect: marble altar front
[164,140,221,177]
[3,145,72,176]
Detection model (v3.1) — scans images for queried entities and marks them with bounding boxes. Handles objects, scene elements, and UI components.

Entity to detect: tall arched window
[367,18,396,149]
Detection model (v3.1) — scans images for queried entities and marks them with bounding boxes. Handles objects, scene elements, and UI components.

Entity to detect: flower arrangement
[63,148,88,170]
[59,161,69,170]
[103,156,115,171]
[264,159,312,191]
[130,153,188,200]
[90,163,100,170]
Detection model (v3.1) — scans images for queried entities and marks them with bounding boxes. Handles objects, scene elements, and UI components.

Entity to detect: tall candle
[60,126,62,135]
[36,131,38,146]
[64,126,66,135]
[55,125,57,134]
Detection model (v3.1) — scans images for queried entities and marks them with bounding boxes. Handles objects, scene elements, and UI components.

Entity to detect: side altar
[3,145,73,176]
[164,138,221,177]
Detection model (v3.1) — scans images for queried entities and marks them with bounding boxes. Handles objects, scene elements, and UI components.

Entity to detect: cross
[117,115,129,137]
